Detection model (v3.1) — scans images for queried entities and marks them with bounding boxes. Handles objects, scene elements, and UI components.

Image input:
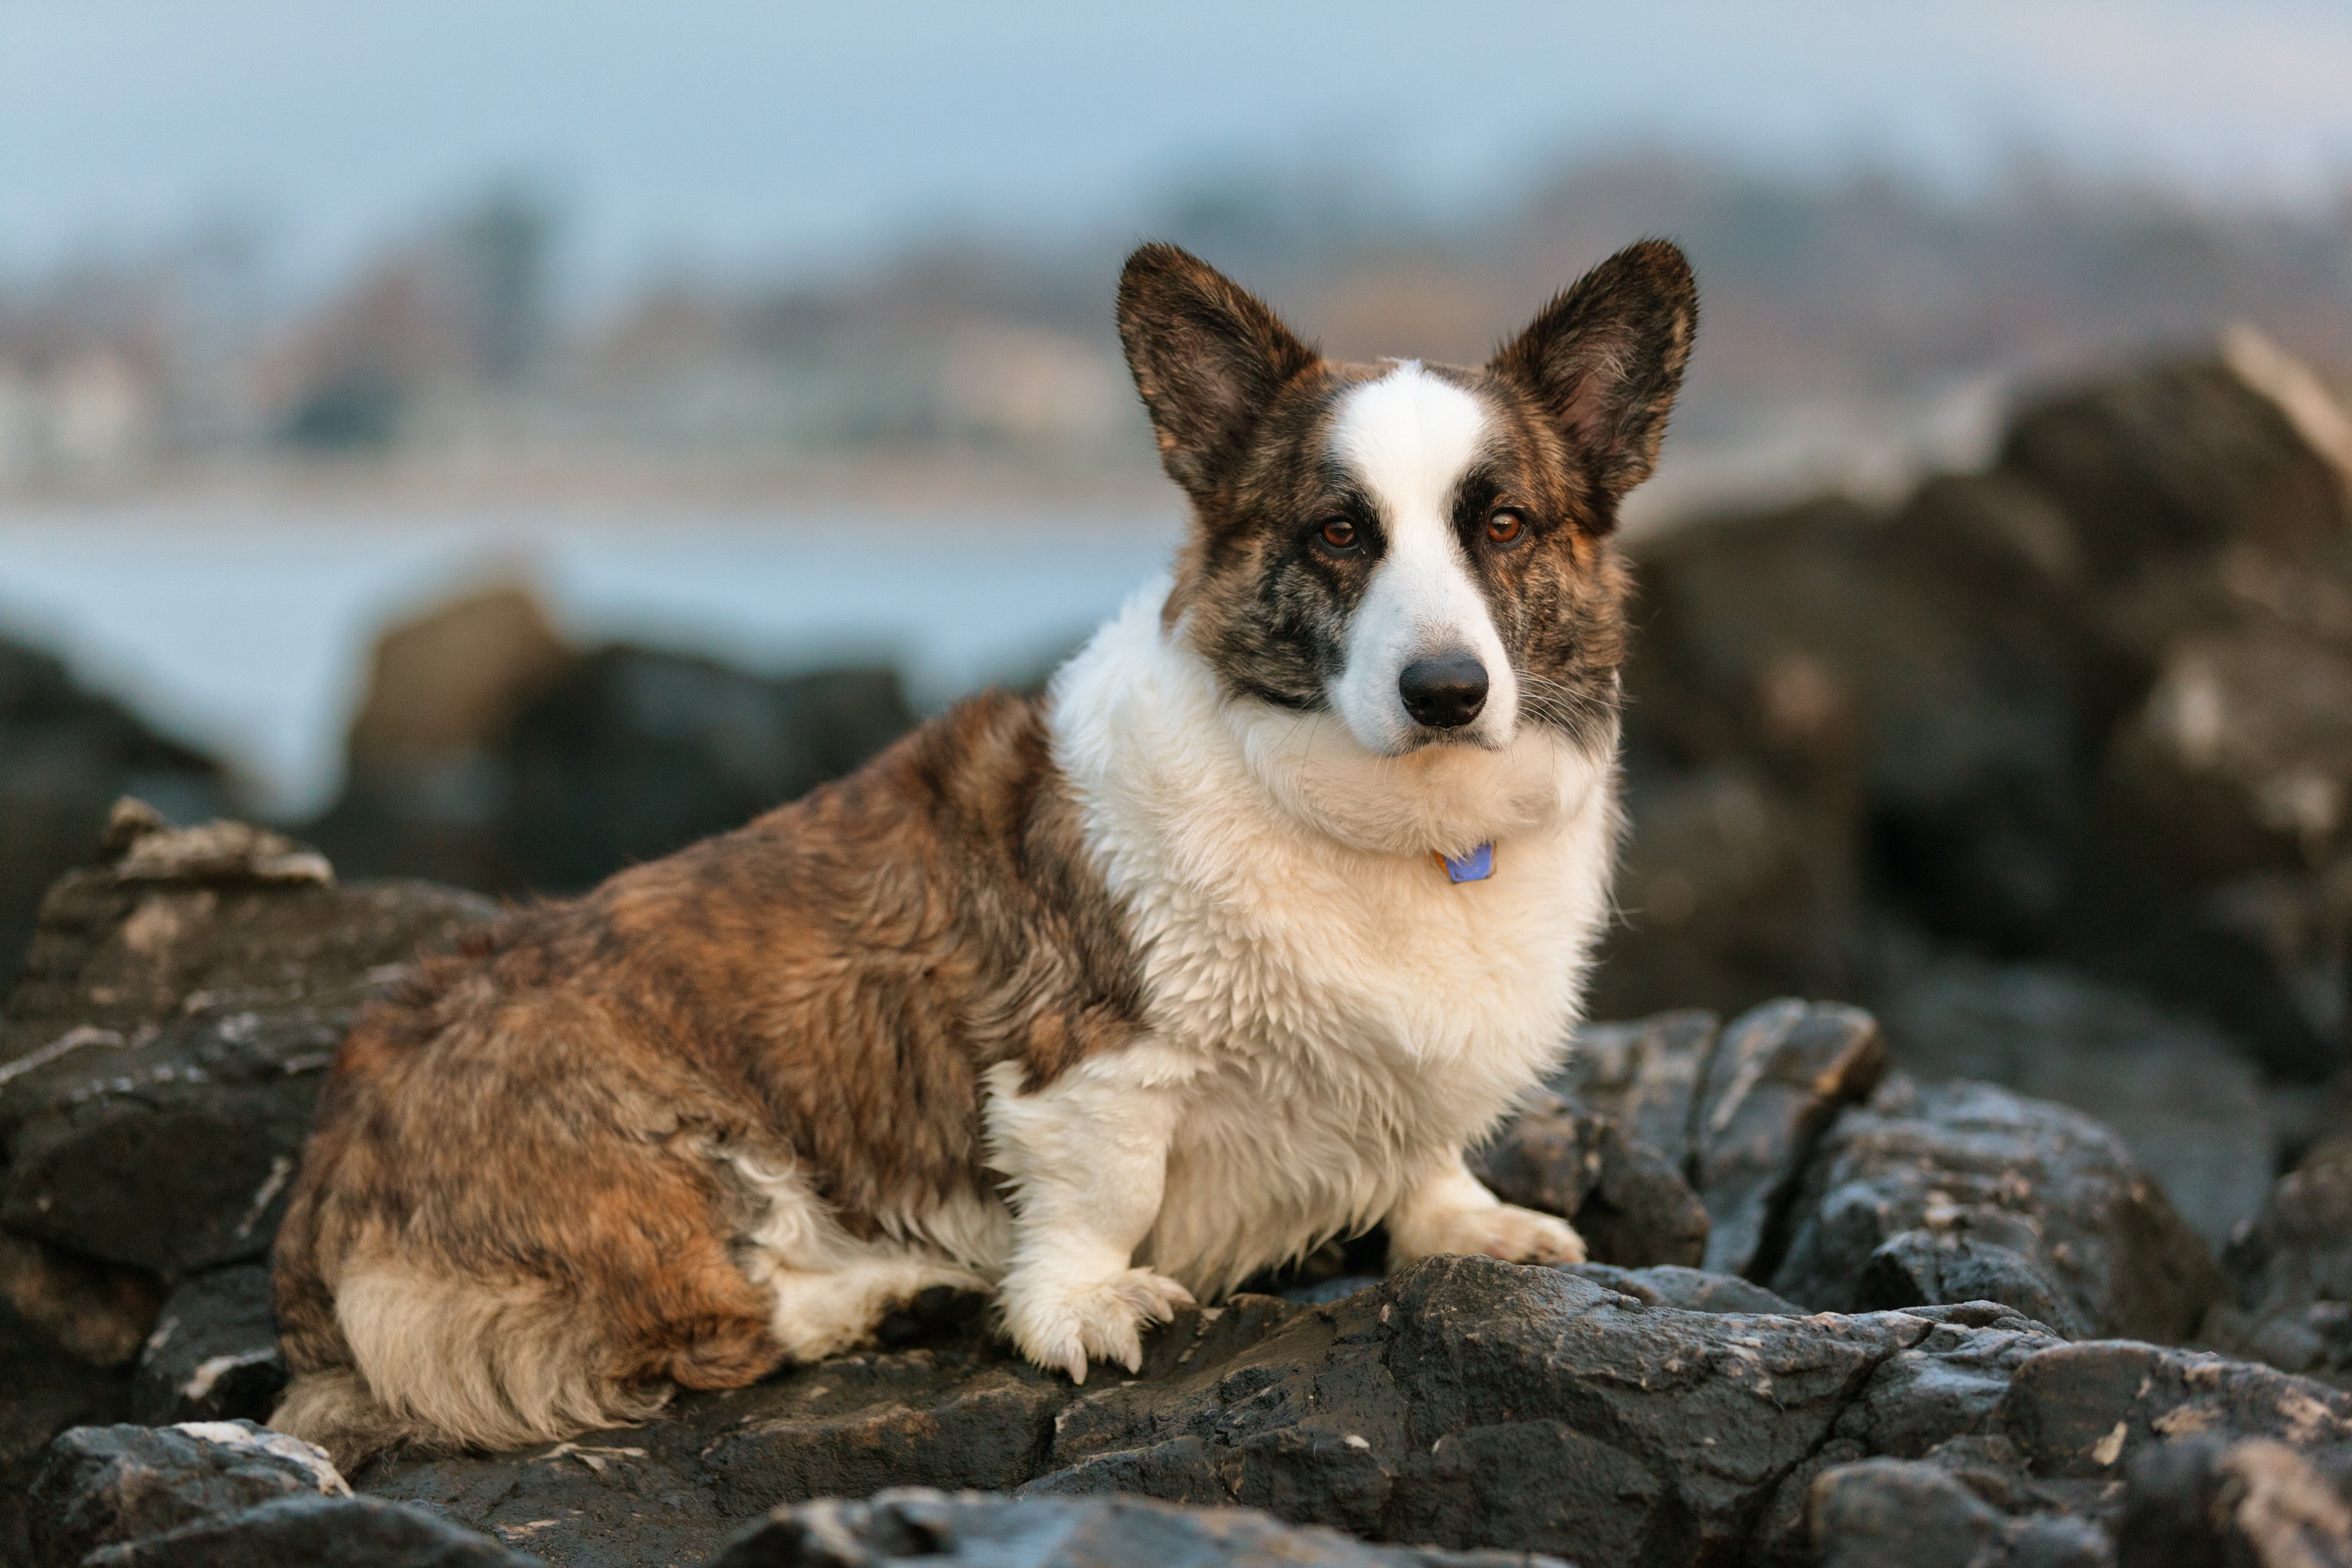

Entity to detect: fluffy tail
[268,1266,672,1472]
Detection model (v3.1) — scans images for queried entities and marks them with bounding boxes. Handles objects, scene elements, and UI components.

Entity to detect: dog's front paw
[1402,1203,1587,1267]
[1001,1266,1194,1383]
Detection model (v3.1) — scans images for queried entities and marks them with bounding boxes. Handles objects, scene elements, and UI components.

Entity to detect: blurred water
[0,502,1183,818]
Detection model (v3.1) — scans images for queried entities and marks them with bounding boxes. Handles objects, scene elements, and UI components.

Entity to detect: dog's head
[1117,240,1694,787]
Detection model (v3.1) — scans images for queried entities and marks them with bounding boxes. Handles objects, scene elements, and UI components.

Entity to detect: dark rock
[0,805,495,1279]
[313,619,919,900]
[0,1227,158,1368]
[1471,1088,1710,1268]
[1807,1457,2113,1567]
[1998,1340,2352,1482]
[1563,1000,1884,1279]
[85,1493,541,1567]
[1562,1262,1799,1315]
[1770,1075,2224,1341]
[2207,1142,2352,1386]
[0,637,230,993]
[1871,952,2280,1246]
[1687,998,1885,1277]
[501,647,916,893]
[2112,1435,2352,1568]
[132,1265,285,1424]
[0,1295,133,1565]
[24,1419,348,1568]
[707,1489,1565,1567]
[344,1255,2083,1568]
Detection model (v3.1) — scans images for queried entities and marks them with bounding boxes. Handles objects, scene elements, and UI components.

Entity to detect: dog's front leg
[986,1061,1194,1382]
[1386,1148,1586,1269]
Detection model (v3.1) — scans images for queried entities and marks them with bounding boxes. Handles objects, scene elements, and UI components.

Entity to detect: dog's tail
[269,1265,673,1472]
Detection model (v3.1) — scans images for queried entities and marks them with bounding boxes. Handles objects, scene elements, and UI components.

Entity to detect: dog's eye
[1486,508,1528,546]
[1317,518,1359,552]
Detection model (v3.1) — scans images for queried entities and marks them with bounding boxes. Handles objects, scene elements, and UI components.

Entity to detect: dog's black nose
[1399,652,1489,730]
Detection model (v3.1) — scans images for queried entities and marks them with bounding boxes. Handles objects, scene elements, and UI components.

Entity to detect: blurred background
[6,1,2352,1247]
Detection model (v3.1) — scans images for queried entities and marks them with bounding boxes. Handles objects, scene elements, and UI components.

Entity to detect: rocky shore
[0,806,2345,1565]
[6,338,2352,1564]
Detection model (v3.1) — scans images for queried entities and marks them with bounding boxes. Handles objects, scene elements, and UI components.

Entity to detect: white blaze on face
[1327,364,1515,755]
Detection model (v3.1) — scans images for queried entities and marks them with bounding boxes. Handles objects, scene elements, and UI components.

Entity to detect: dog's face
[1117,240,1695,766]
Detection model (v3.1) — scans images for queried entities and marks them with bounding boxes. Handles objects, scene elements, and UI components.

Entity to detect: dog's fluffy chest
[1045,587,1618,1288]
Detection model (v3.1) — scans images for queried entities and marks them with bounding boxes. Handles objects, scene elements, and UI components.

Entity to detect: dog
[268,237,1696,1465]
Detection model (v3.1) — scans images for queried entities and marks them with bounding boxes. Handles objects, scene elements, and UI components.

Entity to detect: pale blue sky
[4,0,2350,289]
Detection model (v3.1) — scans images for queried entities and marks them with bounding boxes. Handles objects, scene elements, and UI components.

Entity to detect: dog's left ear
[1488,238,1697,518]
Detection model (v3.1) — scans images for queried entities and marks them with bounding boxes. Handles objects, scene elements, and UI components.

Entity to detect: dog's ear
[1117,243,1320,502]
[1488,238,1697,518]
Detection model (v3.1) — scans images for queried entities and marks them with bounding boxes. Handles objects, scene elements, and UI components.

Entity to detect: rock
[1598,343,2352,1081]
[1807,1457,2112,1568]
[1564,1000,1885,1279]
[0,637,230,990]
[1562,1262,1799,1314]
[0,1295,133,1565]
[1997,1340,2352,1482]
[1470,1089,1710,1268]
[1870,952,2281,1247]
[312,623,919,900]
[1593,759,1854,1019]
[84,1493,542,1568]
[341,1256,2085,1568]
[2205,1142,2352,1387]
[0,1228,158,1368]
[497,646,916,893]
[2112,1435,2352,1568]
[24,1420,347,1568]
[1770,1075,2223,1342]
[0,806,495,1279]
[708,1489,1563,1567]
[132,1265,285,1425]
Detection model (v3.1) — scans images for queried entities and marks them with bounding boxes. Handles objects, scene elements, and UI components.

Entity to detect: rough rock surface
[0,805,493,1555]
[0,803,494,1280]
[1559,1000,1886,1278]
[706,1490,1567,1567]
[1806,1338,2352,1565]
[2206,1137,2352,1389]
[42,1260,2352,1567]
[24,1419,348,1568]
[1770,1074,2223,1341]
[132,1264,286,1425]
[1871,951,2284,1246]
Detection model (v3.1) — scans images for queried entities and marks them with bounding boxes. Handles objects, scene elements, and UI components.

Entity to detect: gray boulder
[709,1489,1563,1567]
[2205,1139,2352,1387]
[24,1419,348,1568]
[132,1265,284,1425]
[1566,999,1886,1278]
[1770,1075,2223,1341]
[0,803,495,1280]
[85,1493,543,1567]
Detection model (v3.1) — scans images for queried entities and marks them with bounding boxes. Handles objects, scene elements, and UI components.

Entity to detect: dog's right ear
[1117,243,1320,503]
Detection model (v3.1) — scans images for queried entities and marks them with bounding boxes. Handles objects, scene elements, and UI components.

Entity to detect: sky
[4,0,2352,295]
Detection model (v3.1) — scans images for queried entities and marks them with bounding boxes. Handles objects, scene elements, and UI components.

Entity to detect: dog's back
[271,689,1142,1464]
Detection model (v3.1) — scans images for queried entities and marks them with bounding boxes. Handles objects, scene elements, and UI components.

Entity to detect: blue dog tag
[1436,843,1494,883]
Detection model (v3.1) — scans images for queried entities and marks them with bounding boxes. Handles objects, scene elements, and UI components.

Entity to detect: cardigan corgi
[270,238,1697,1463]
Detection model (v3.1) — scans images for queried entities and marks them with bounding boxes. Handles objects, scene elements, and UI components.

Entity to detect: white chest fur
[1042,585,1620,1293]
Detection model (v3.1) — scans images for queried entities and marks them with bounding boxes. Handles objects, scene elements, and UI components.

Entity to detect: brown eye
[1486,508,1527,545]
[1318,518,1359,551]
